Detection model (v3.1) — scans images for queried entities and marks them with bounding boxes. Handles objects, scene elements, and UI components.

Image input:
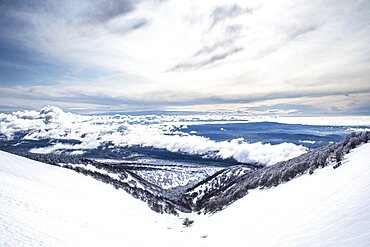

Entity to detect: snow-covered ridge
[0,106,307,165]
[15,132,370,216]
[187,142,370,246]
[182,132,370,213]
[0,149,184,246]
[60,161,220,192]
[129,165,219,190]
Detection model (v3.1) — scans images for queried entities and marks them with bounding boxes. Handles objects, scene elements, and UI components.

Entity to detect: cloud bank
[0,106,308,165]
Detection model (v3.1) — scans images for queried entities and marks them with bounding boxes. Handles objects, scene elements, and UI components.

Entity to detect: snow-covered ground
[1,143,370,246]
[0,151,182,247]
[185,143,370,246]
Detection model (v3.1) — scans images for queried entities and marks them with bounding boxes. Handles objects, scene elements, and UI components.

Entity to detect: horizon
[0,0,369,115]
[2,105,370,126]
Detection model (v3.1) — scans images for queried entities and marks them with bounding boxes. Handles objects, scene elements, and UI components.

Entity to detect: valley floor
[1,143,370,246]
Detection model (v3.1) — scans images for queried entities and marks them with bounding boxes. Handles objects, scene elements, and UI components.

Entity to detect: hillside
[15,132,369,214]
[1,142,370,246]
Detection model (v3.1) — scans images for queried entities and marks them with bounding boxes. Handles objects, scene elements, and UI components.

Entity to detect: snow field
[1,143,370,246]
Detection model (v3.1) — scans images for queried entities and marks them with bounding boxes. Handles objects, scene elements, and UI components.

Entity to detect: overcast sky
[0,0,369,115]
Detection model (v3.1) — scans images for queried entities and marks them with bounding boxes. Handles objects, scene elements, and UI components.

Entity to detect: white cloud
[1,106,307,165]
[1,0,370,112]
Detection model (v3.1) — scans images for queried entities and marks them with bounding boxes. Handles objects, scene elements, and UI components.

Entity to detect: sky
[0,0,369,115]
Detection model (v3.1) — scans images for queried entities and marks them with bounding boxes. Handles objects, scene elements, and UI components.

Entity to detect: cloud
[0,0,369,115]
[86,0,137,23]
[1,106,307,165]
[193,25,242,57]
[209,4,253,30]
[170,13,245,71]
[130,18,148,30]
[171,46,243,71]
[107,18,150,35]
[1,83,370,115]
[169,4,251,71]
[287,25,317,39]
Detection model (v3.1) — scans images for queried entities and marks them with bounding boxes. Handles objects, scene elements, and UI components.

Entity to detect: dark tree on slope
[183,218,194,227]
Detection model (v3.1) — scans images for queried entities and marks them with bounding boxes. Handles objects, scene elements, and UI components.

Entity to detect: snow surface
[61,163,121,180]
[184,143,370,246]
[130,165,219,190]
[0,150,182,247]
[1,143,370,246]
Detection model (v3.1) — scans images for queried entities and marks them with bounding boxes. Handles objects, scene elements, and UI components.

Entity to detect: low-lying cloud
[0,106,307,165]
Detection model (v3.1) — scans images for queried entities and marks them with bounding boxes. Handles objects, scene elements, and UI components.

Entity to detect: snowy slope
[1,143,370,246]
[0,151,185,247]
[182,143,370,246]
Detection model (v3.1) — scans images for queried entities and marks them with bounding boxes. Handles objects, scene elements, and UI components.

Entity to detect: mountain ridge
[11,131,369,215]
